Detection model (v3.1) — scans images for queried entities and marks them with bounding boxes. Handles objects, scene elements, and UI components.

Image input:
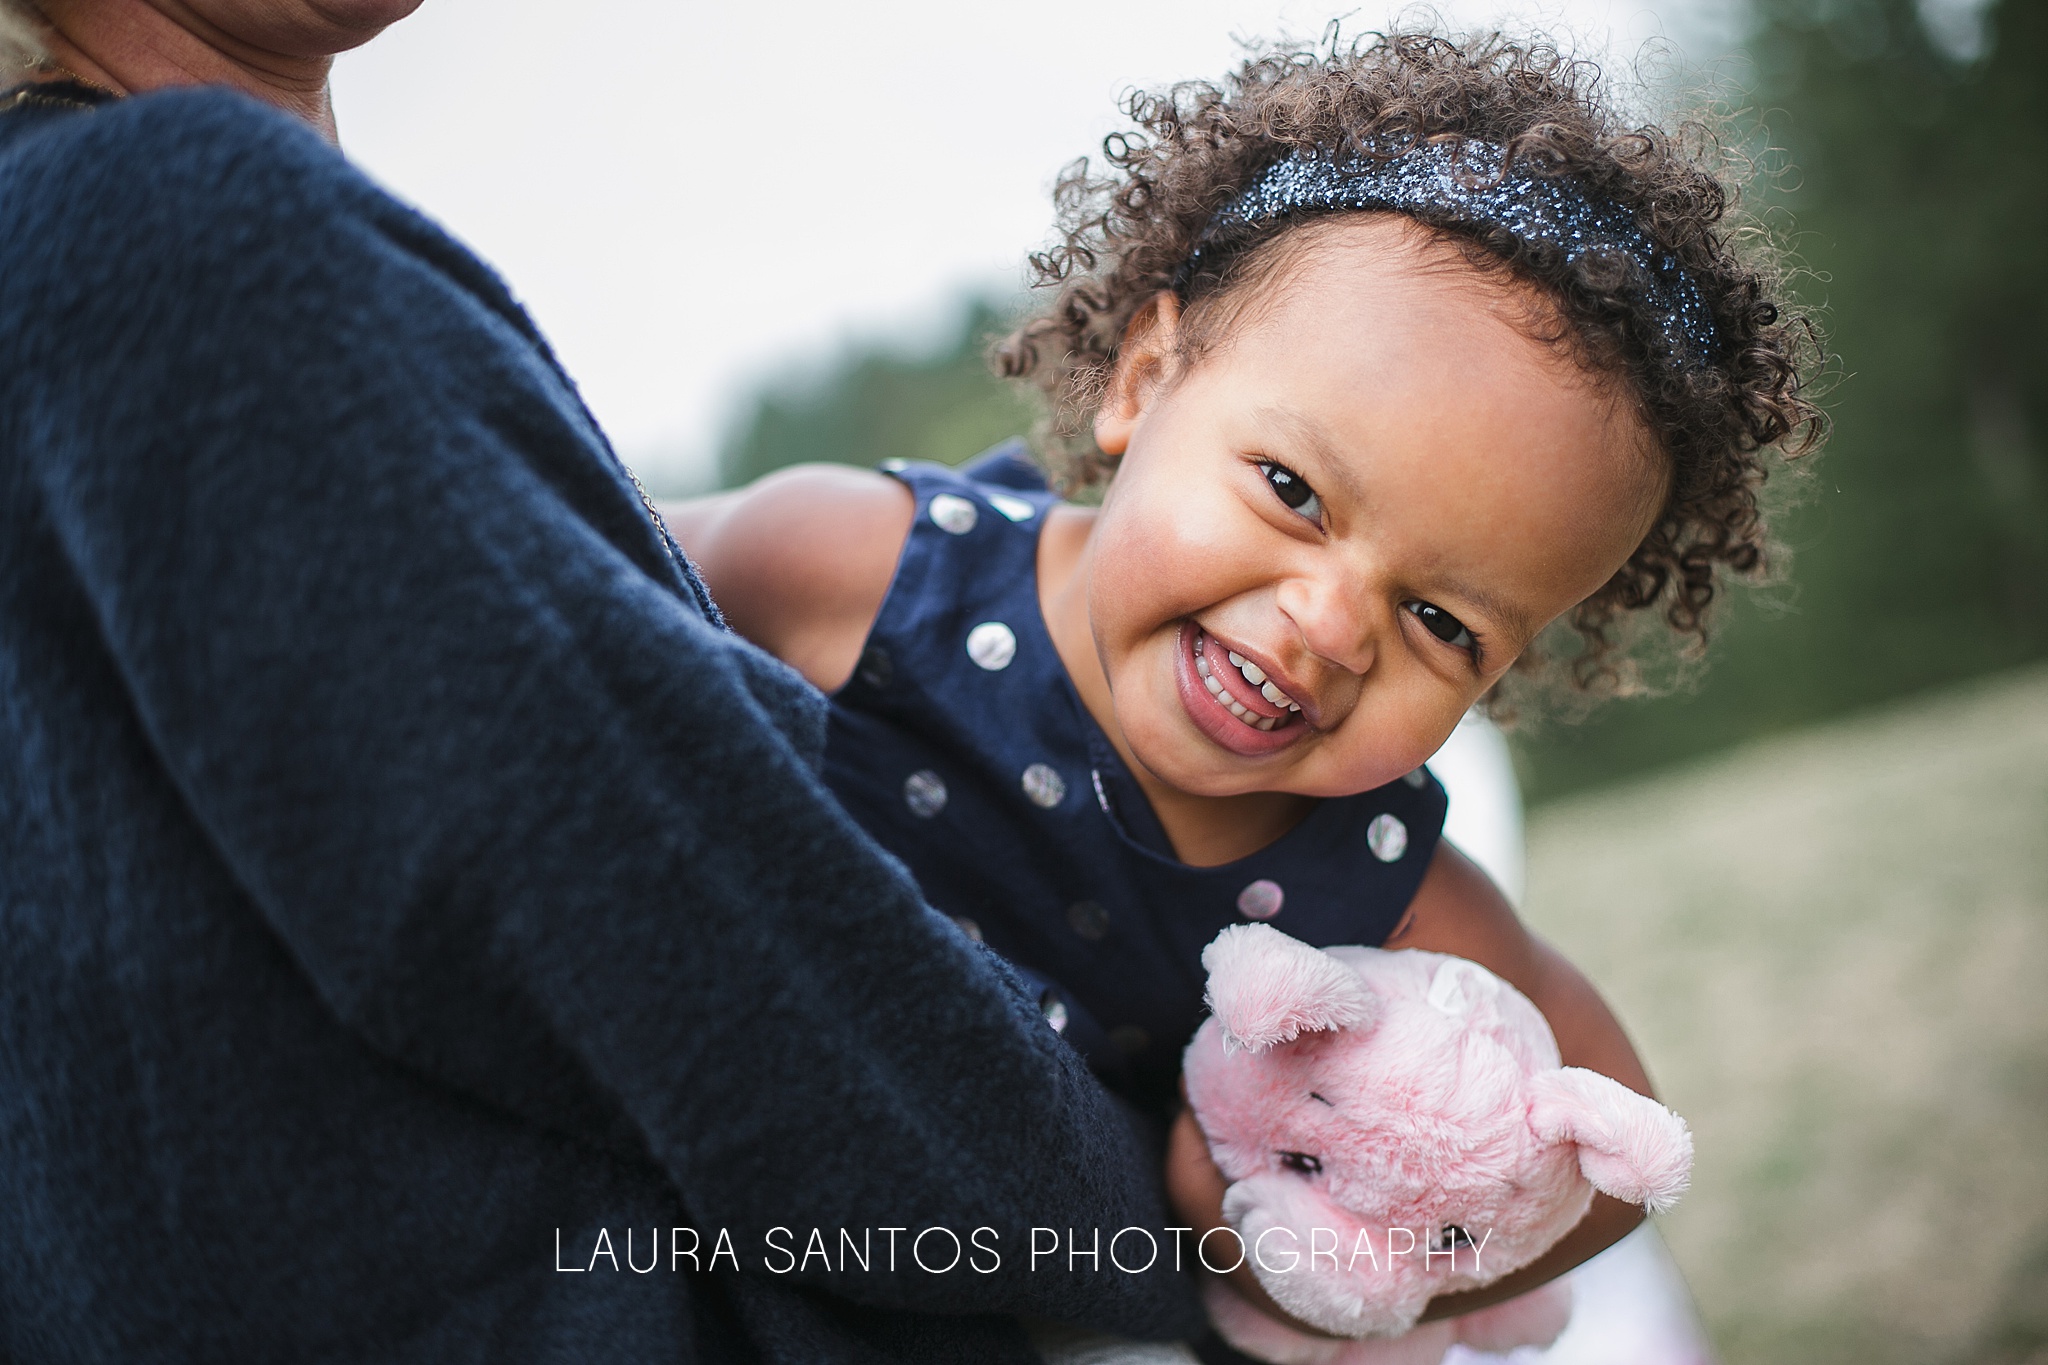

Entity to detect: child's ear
[1093,290,1182,457]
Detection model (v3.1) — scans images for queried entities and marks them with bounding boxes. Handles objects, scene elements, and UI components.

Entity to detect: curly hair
[994,28,1826,704]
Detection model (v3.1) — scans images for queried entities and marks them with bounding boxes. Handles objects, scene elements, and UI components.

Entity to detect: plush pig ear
[1528,1067,1694,1214]
[1201,924,1375,1053]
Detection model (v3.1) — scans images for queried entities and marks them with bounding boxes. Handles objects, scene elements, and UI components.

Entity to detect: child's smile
[1179,623,1308,751]
[1037,217,1668,865]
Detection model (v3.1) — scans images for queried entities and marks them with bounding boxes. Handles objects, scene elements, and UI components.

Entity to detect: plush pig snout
[1222,1174,1436,1338]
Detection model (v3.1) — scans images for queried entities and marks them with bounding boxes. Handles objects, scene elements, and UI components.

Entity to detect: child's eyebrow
[1252,404,1360,500]
[1442,580,1538,648]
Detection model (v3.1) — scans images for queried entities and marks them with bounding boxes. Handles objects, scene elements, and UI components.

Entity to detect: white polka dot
[1237,879,1284,920]
[904,770,947,818]
[1368,813,1408,862]
[1040,992,1070,1033]
[1022,764,1066,808]
[928,494,978,535]
[879,458,909,472]
[987,493,1036,522]
[966,621,1017,671]
[1402,768,1429,789]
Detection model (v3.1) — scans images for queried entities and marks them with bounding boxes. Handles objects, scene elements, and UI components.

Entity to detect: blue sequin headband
[1178,140,1718,365]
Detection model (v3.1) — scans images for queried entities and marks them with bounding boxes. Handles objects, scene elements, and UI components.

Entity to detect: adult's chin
[202,0,426,57]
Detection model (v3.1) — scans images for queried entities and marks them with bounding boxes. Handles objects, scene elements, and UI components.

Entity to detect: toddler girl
[665,27,1819,1345]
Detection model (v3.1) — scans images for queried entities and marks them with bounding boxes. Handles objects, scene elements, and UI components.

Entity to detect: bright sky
[330,0,1730,489]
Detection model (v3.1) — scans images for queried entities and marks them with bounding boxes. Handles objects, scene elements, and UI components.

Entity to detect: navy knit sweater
[0,84,1203,1362]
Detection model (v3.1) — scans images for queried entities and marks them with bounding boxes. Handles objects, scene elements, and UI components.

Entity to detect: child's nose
[1275,573,1381,677]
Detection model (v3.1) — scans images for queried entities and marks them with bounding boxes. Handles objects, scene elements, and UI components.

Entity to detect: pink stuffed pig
[1182,924,1692,1365]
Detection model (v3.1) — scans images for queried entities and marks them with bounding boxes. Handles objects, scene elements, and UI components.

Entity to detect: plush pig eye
[1437,1225,1475,1250]
[1278,1151,1322,1176]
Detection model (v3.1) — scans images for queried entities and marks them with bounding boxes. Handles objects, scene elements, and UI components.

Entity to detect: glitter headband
[1178,140,1718,365]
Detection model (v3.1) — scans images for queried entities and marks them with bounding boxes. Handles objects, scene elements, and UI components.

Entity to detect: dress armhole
[677,464,913,693]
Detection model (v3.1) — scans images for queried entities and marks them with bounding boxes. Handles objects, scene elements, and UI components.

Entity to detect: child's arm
[657,464,914,690]
[1167,840,1653,1329]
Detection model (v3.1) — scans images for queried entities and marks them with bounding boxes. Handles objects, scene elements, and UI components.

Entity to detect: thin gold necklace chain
[22,56,122,99]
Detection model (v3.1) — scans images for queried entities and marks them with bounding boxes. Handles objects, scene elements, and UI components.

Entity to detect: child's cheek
[1091,496,1205,628]
[1117,485,1252,613]
[1316,690,1465,798]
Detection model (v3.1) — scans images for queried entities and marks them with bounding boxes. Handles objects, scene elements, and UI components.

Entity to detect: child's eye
[1404,601,1475,653]
[1257,461,1323,524]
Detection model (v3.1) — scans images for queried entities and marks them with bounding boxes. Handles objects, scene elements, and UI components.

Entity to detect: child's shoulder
[665,462,915,692]
[665,449,1061,693]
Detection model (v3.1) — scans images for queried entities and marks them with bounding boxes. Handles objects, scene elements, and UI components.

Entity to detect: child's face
[1086,217,1665,800]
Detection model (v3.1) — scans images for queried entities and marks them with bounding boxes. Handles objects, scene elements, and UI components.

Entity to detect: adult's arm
[2,89,1199,1337]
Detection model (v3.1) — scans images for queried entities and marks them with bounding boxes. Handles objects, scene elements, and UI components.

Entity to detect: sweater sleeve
[0,89,1200,1339]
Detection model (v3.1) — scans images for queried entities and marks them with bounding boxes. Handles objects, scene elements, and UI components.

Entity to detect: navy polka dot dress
[824,443,1448,1118]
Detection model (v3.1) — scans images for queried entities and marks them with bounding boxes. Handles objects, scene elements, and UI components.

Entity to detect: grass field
[1520,665,2048,1365]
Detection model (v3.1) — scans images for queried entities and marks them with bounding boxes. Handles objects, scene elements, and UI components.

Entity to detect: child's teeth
[1225,649,1267,686]
[1196,631,1298,730]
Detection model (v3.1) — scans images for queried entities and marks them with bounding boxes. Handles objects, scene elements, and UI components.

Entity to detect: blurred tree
[712,0,2046,800]
[716,298,1039,490]
[1514,0,2047,797]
